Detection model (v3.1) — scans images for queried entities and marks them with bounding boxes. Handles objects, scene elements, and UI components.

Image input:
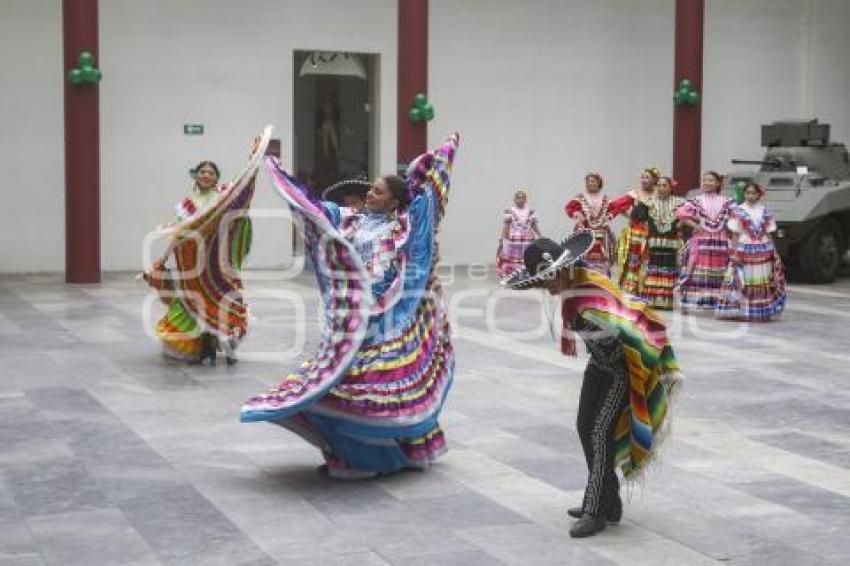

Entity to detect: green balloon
[687,90,700,105]
[733,184,745,204]
[679,79,692,91]
[82,67,100,81]
[69,68,84,85]
[414,93,427,108]
[409,107,423,122]
[423,105,435,121]
[78,51,95,67]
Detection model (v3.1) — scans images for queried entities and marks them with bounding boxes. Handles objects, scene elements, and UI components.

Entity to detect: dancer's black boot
[199,332,216,365]
[568,492,621,522]
[569,513,607,538]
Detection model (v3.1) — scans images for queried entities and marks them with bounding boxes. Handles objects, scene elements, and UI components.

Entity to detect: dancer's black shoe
[608,495,622,523]
[569,513,607,538]
[199,333,216,365]
[568,493,622,522]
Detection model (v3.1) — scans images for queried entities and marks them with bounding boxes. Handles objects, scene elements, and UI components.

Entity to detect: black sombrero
[502,231,594,290]
[321,178,370,205]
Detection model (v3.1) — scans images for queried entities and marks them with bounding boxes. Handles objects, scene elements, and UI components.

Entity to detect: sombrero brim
[502,231,594,290]
[321,179,370,204]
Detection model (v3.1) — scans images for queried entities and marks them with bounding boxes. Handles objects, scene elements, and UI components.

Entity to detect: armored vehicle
[726,119,850,283]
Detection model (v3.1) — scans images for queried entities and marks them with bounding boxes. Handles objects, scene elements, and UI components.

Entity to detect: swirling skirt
[642,233,681,310]
[716,241,786,321]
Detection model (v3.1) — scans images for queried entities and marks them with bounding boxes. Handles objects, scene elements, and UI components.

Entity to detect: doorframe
[290,49,381,188]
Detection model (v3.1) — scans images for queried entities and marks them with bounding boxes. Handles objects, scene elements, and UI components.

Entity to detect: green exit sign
[183,123,204,136]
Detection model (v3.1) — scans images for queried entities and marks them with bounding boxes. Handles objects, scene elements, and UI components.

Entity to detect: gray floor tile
[394,550,506,566]
[99,479,273,566]
[3,458,113,518]
[411,491,531,529]
[752,430,850,469]
[1,273,848,566]
[25,508,160,566]
[0,555,47,566]
[732,476,850,520]
[457,523,617,566]
[275,552,391,566]
[0,513,39,559]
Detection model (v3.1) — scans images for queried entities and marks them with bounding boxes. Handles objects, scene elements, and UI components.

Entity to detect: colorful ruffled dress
[497,206,539,277]
[145,129,270,361]
[148,183,254,360]
[676,192,734,310]
[241,134,459,478]
[610,188,654,295]
[174,185,219,220]
[565,193,616,276]
[716,202,786,321]
[641,195,685,309]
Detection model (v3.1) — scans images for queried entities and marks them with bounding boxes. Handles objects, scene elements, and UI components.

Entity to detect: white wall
[0,0,64,273]
[808,0,850,144]
[703,0,805,172]
[429,0,676,265]
[100,0,397,271]
[703,0,850,179]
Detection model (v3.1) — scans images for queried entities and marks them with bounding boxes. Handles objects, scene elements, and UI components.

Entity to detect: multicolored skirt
[582,227,615,276]
[642,232,681,310]
[243,288,453,478]
[716,241,786,321]
[156,299,203,360]
[677,230,731,310]
[616,221,650,296]
[148,215,252,362]
[497,233,535,278]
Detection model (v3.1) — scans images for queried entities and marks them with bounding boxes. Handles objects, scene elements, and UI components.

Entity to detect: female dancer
[609,168,659,295]
[241,134,459,479]
[497,189,541,277]
[565,173,615,275]
[676,171,734,310]
[143,128,270,364]
[504,233,682,538]
[716,182,786,320]
[642,176,685,309]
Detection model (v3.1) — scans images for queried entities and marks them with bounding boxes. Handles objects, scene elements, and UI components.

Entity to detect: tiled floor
[1,270,849,565]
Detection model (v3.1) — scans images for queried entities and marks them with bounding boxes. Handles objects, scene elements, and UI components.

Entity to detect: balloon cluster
[408,93,435,123]
[68,51,102,85]
[733,180,746,204]
[673,79,699,106]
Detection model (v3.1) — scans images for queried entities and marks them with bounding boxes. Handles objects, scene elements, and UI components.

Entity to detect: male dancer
[504,233,682,537]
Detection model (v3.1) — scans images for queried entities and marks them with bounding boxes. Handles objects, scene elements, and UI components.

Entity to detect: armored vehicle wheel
[799,220,841,283]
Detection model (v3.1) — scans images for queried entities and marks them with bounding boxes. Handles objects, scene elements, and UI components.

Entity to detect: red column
[64,0,100,283]
[673,0,704,194]
[397,0,428,165]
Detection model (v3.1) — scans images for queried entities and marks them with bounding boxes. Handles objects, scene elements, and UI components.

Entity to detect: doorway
[293,50,378,196]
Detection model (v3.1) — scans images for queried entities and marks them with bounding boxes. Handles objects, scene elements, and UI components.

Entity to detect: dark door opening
[293,50,377,196]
